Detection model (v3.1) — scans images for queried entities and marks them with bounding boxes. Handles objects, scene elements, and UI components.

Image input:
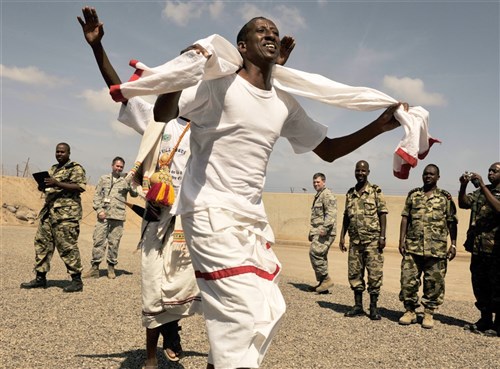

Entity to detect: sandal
[164,347,182,362]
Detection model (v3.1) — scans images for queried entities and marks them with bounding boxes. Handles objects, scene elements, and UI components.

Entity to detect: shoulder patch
[439,189,452,200]
[371,184,382,193]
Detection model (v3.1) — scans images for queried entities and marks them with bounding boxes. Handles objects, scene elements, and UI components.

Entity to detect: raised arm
[473,173,500,213]
[77,7,122,91]
[458,173,474,209]
[314,103,405,162]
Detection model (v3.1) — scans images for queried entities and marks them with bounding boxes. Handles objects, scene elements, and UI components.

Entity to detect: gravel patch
[1,225,498,369]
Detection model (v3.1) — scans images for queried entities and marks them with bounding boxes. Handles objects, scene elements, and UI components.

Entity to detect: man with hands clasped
[398,164,458,329]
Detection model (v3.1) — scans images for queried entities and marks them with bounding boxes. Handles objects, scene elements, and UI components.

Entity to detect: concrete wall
[262,192,471,250]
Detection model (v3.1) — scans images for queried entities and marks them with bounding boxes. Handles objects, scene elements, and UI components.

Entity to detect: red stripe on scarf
[110,84,126,102]
[418,138,441,160]
[195,264,280,281]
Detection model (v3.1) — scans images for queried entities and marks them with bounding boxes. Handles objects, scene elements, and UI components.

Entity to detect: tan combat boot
[82,263,99,278]
[107,264,116,279]
[315,276,334,293]
[422,308,434,329]
[399,310,417,325]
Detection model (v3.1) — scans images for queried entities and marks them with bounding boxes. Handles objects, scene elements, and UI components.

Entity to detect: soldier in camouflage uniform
[459,162,500,337]
[339,160,388,320]
[21,143,86,293]
[83,156,137,279]
[398,164,458,329]
[308,173,337,293]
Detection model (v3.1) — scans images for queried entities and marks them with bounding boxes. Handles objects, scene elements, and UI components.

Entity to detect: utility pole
[22,158,30,177]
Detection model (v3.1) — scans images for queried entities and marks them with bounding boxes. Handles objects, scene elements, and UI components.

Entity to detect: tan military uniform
[309,188,337,282]
[34,161,86,275]
[91,174,137,266]
[344,183,387,295]
[399,187,458,310]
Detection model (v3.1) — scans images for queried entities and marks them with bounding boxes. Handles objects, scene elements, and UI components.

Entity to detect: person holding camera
[459,162,500,337]
[83,156,137,279]
[398,164,458,329]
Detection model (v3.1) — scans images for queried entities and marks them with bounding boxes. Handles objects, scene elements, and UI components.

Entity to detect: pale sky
[2,1,499,195]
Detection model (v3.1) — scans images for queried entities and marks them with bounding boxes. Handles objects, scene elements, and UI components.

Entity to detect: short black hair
[112,156,125,165]
[424,163,440,175]
[237,17,269,43]
[56,142,70,152]
[313,173,326,181]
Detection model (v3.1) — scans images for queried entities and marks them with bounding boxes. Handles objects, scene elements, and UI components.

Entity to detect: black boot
[369,294,381,320]
[20,272,47,289]
[483,312,500,337]
[63,273,83,293]
[345,291,365,317]
[474,311,493,332]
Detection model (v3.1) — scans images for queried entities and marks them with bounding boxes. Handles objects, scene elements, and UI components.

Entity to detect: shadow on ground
[288,282,312,292]
[77,348,207,368]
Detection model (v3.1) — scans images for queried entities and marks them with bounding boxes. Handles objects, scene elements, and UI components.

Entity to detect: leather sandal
[165,347,181,362]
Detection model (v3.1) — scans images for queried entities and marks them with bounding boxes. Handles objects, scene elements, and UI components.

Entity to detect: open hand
[77,6,104,46]
[276,36,296,66]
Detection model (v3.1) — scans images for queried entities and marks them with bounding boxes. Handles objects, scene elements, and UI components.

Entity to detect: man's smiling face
[239,18,281,65]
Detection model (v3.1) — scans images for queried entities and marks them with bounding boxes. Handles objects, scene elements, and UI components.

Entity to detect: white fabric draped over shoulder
[110,34,439,179]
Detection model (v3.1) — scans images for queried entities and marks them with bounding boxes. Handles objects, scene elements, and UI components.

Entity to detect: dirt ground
[2,176,497,369]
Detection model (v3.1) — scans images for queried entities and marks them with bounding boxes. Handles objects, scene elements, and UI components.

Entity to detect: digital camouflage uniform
[344,183,387,295]
[463,185,500,314]
[309,188,337,282]
[34,161,86,275]
[399,187,457,310]
[91,174,137,266]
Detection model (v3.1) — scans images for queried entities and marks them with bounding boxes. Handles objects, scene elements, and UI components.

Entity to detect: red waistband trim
[195,264,280,281]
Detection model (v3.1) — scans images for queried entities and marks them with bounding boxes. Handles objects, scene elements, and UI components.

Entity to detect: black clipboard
[32,171,50,191]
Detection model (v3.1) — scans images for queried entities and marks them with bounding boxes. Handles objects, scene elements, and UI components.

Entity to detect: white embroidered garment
[110,34,439,179]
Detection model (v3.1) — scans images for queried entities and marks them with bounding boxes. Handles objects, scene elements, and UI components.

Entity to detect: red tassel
[145,183,162,202]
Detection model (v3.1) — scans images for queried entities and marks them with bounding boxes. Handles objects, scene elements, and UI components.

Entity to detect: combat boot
[20,272,47,289]
[473,311,493,332]
[345,291,365,317]
[369,294,381,320]
[399,309,417,325]
[63,273,83,293]
[315,276,334,293]
[422,308,434,329]
[307,280,322,292]
[107,264,116,279]
[82,263,100,279]
[483,312,500,337]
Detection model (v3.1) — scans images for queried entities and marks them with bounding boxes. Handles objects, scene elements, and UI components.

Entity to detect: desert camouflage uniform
[34,161,86,275]
[463,185,500,313]
[344,183,388,295]
[399,187,457,310]
[309,188,337,282]
[91,174,137,266]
